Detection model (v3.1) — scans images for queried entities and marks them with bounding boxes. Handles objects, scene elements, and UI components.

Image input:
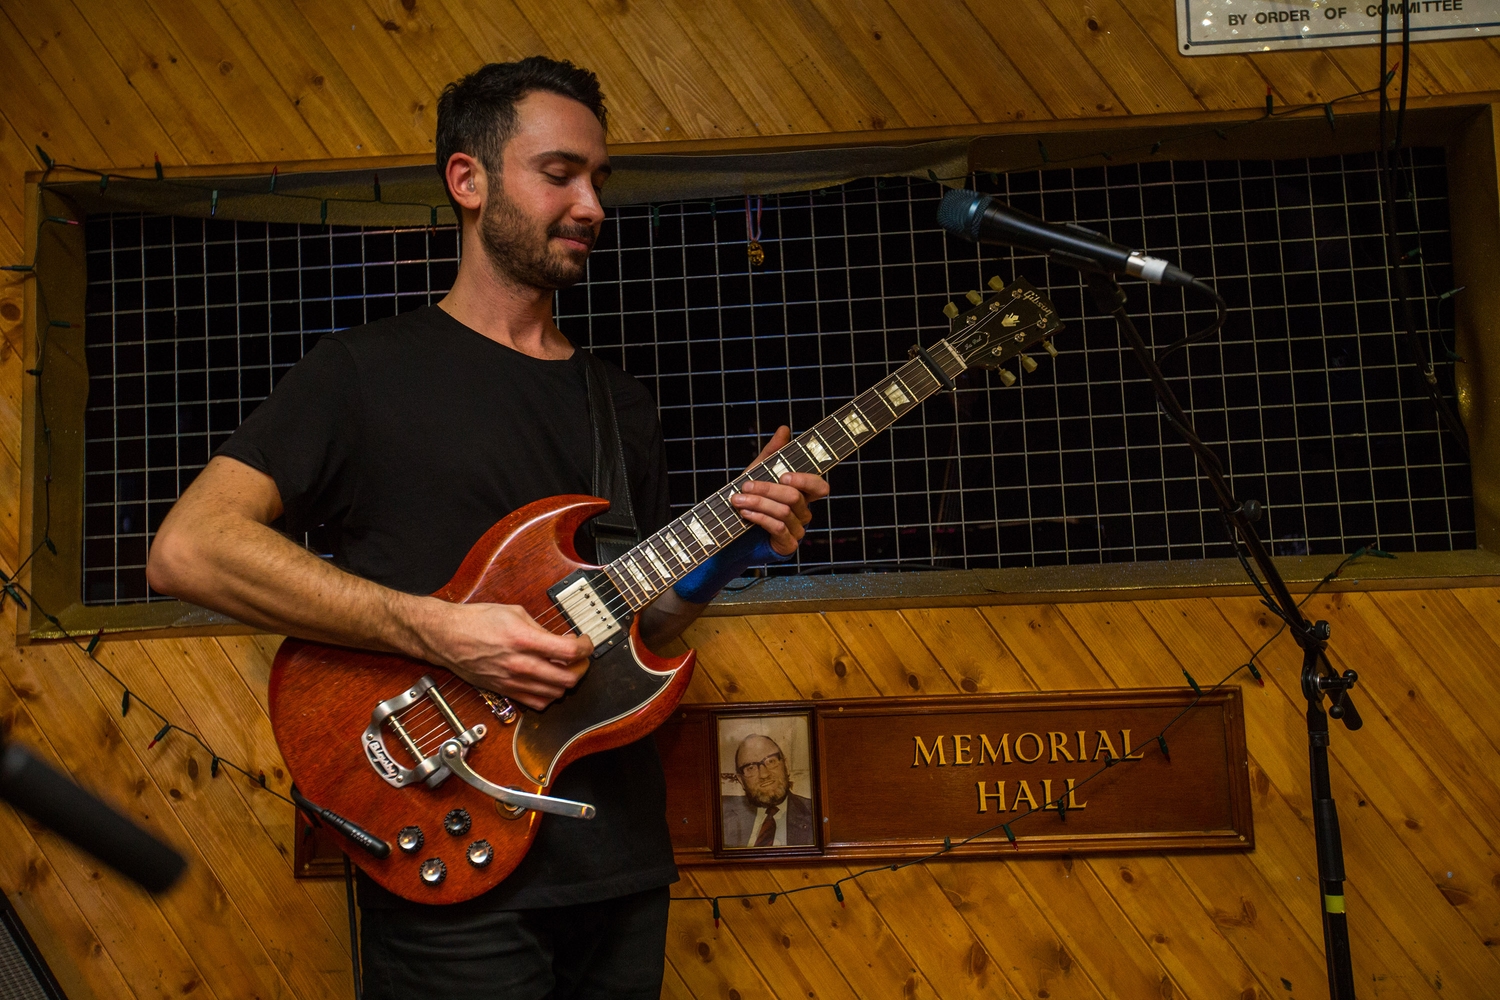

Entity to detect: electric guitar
[268,276,1062,902]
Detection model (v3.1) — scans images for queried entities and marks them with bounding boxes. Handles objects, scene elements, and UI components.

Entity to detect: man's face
[478,90,610,291]
[736,735,789,809]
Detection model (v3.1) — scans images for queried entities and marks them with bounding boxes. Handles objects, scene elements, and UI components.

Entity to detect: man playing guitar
[147,56,829,999]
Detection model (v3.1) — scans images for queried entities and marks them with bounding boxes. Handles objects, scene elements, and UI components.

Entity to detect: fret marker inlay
[664,532,691,565]
[643,546,671,580]
[686,515,714,548]
[882,381,911,408]
[806,436,832,466]
[770,458,791,480]
[840,409,870,438]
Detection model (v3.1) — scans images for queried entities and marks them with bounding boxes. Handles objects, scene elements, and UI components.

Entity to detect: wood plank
[1005,857,1186,998]
[1398,38,1500,94]
[0,640,294,999]
[0,16,111,169]
[584,0,757,141]
[1119,0,1290,113]
[429,0,545,64]
[731,0,904,133]
[504,0,680,143]
[822,609,954,696]
[339,0,485,136]
[666,871,781,1000]
[79,638,355,992]
[901,606,1035,693]
[2,0,186,168]
[656,0,830,136]
[1034,0,1202,116]
[661,955,695,1000]
[688,867,865,1000]
[800,0,985,129]
[766,865,943,1000]
[0,688,173,1000]
[882,0,1051,126]
[135,0,329,161]
[680,616,800,702]
[65,0,256,165]
[745,613,880,699]
[958,0,1123,118]
[1136,597,1500,992]
[978,603,1106,691]
[919,860,1104,999]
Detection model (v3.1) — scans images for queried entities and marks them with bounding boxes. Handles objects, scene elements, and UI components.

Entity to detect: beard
[478,187,595,291]
[743,771,789,809]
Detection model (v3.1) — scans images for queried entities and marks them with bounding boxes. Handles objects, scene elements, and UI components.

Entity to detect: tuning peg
[988,275,1006,291]
[942,302,960,320]
[1042,340,1058,358]
[998,369,1017,387]
[965,289,984,306]
[1019,355,1038,373]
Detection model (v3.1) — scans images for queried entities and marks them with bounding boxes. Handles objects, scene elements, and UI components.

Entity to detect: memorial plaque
[296,687,1251,877]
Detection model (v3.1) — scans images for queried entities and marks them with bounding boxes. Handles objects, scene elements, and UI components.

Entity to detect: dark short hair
[435,57,607,220]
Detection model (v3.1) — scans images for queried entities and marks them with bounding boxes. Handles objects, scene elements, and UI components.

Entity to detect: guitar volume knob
[466,840,494,868]
[444,809,472,836]
[396,826,424,854]
[419,857,447,886]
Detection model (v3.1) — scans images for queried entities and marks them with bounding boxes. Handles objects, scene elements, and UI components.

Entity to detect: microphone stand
[1082,271,1361,1000]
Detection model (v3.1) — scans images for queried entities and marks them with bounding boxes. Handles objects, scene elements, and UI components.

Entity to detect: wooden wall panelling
[678,617,798,702]
[0,678,184,1000]
[1032,2,1201,117]
[1306,592,1500,831]
[1211,595,1496,994]
[584,0,758,141]
[0,277,23,572]
[46,0,252,167]
[1130,600,1412,995]
[977,604,1106,691]
[957,0,1123,120]
[428,0,545,68]
[1393,39,1500,96]
[503,0,678,143]
[821,609,951,696]
[799,0,986,130]
[137,0,330,162]
[744,613,879,700]
[0,641,292,999]
[670,869,809,1000]
[899,606,1031,693]
[211,0,403,156]
[656,1,830,137]
[77,639,355,995]
[1117,0,1282,113]
[729,1,901,134]
[686,867,867,1000]
[764,866,944,1000]
[882,0,1051,126]
[0,113,43,227]
[0,19,110,171]
[659,958,694,1000]
[64,0,257,165]
[2,0,193,170]
[132,636,354,938]
[1053,602,1318,998]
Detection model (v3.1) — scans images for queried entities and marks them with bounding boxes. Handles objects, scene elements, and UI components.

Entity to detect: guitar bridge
[364,675,487,789]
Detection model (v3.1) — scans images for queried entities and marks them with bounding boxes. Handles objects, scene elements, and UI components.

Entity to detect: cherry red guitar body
[268,495,695,904]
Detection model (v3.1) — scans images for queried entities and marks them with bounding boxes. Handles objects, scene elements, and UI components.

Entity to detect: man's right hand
[413,600,594,711]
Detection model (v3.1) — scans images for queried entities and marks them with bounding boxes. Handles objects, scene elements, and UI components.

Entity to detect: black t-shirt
[219,305,677,910]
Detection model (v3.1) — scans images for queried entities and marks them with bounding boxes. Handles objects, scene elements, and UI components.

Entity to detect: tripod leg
[1306,643,1357,998]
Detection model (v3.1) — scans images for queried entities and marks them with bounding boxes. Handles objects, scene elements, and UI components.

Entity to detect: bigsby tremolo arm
[438,740,595,820]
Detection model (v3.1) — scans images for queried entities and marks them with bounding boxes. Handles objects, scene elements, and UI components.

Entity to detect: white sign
[1178,0,1500,55]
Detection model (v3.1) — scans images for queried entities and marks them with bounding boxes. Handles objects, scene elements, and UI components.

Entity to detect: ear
[444,153,485,214]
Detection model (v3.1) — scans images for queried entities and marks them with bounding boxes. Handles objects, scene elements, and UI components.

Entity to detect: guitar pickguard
[512,634,674,786]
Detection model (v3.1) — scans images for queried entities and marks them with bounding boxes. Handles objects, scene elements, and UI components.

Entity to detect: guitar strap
[583,352,640,564]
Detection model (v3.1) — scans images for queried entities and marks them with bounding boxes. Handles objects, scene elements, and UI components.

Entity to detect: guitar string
[382,322,1048,765]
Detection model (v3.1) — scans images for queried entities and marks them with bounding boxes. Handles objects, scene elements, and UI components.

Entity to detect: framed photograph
[714,709,819,855]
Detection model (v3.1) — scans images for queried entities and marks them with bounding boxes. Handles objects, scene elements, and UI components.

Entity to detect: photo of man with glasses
[721,733,816,849]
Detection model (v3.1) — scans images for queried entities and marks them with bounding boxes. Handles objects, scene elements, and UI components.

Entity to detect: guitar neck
[604,339,969,609]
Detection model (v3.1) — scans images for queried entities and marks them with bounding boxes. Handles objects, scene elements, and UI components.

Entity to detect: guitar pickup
[548,571,626,658]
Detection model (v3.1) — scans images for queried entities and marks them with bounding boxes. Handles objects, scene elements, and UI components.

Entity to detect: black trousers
[359,886,670,1000]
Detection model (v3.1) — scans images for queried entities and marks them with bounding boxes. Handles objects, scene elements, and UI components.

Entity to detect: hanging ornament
[745,195,764,267]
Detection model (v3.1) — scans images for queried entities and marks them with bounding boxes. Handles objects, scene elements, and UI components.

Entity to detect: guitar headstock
[942,276,1064,385]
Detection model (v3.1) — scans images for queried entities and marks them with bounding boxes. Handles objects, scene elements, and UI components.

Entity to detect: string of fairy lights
[0,57,1446,918]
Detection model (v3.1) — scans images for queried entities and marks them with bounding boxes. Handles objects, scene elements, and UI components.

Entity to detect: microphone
[937,189,1198,288]
[0,741,187,893]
